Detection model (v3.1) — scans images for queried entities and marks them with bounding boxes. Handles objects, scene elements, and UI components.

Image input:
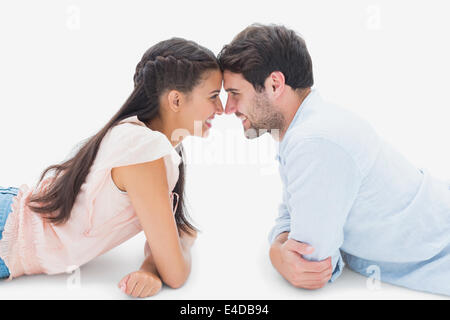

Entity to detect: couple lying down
[1,23,450,298]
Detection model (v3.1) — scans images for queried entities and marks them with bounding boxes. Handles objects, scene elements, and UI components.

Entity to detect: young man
[218,23,450,296]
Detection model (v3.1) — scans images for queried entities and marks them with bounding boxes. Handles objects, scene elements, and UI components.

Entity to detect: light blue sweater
[269,89,450,296]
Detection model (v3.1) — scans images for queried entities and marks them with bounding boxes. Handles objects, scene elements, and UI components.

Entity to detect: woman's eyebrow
[209,89,221,94]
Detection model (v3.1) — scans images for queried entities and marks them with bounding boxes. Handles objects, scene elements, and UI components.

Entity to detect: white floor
[1,163,448,300]
[2,0,450,302]
[0,231,447,300]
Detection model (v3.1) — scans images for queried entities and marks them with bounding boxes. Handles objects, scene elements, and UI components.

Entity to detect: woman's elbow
[165,279,185,289]
[164,272,189,289]
[162,263,191,289]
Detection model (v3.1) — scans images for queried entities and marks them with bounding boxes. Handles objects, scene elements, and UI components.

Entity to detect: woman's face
[178,69,224,138]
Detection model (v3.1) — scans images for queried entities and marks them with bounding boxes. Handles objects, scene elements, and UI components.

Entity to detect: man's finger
[298,256,332,273]
[301,269,333,282]
[285,239,314,255]
[295,279,328,290]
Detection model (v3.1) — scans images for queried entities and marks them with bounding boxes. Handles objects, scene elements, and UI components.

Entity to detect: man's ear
[265,71,285,99]
[166,90,182,112]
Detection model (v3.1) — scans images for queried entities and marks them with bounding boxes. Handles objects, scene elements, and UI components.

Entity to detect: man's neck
[273,87,312,141]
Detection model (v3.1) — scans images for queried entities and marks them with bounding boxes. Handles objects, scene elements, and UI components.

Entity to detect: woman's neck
[145,116,184,147]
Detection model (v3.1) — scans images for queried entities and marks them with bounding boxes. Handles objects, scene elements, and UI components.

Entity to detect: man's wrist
[274,232,289,246]
[269,232,289,267]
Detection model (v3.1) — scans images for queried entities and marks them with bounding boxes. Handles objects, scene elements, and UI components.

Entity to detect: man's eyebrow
[225,88,239,93]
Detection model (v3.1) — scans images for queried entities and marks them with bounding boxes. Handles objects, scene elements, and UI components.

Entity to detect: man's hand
[269,232,333,290]
[118,270,162,298]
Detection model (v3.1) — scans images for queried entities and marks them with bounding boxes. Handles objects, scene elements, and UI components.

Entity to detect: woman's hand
[118,270,162,298]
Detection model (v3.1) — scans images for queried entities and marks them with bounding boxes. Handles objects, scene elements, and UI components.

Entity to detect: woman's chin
[190,121,212,138]
[199,124,211,138]
[195,121,211,138]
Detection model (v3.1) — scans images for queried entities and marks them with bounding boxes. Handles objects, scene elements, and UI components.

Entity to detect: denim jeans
[0,186,19,279]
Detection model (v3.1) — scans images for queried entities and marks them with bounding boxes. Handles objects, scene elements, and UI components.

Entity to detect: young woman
[0,38,224,298]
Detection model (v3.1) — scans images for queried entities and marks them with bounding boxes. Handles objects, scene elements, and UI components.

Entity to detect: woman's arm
[118,250,162,298]
[117,217,197,298]
[140,229,197,278]
[176,226,197,275]
[114,158,193,289]
[140,241,160,275]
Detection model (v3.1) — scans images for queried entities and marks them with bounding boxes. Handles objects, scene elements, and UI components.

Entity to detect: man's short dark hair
[218,23,314,92]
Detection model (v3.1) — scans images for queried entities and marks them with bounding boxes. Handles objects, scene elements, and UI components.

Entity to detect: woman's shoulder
[101,115,181,170]
[109,115,164,141]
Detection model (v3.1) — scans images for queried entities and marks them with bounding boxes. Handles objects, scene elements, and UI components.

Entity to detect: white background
[1,0,449,299]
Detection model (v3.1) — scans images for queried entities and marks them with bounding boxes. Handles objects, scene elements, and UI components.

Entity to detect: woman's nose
[215,99,224,115]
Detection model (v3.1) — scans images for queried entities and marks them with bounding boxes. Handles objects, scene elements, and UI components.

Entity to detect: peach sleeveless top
[0,115,181,279]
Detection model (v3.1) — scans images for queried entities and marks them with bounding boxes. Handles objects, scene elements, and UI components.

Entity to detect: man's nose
[225,100,237,115]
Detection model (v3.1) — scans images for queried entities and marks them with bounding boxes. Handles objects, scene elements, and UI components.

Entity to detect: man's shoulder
[286,98,378,149]
[281,101,381,176]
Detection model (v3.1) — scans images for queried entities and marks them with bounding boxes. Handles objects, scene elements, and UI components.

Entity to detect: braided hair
[27,38,219,234]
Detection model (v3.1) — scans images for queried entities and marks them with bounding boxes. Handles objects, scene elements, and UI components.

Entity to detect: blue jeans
[0,186,19,279]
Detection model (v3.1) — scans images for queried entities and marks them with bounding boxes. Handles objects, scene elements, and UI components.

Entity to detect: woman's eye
[210,95,219,100]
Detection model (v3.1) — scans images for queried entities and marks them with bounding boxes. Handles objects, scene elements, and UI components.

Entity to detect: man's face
[223,71,285,139]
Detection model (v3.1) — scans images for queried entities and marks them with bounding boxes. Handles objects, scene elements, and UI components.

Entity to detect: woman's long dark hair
[27,38,219,235]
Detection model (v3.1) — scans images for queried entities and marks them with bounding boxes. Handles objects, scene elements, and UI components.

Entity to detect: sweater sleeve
[268,169,292,244]
[278,137,363,282]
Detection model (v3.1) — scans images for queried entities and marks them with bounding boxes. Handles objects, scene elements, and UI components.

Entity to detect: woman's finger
[140,285,154,298]
[118,274,130,292]
[131,280,146,298]
[148,284,161,297]
[125,276,138,296]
